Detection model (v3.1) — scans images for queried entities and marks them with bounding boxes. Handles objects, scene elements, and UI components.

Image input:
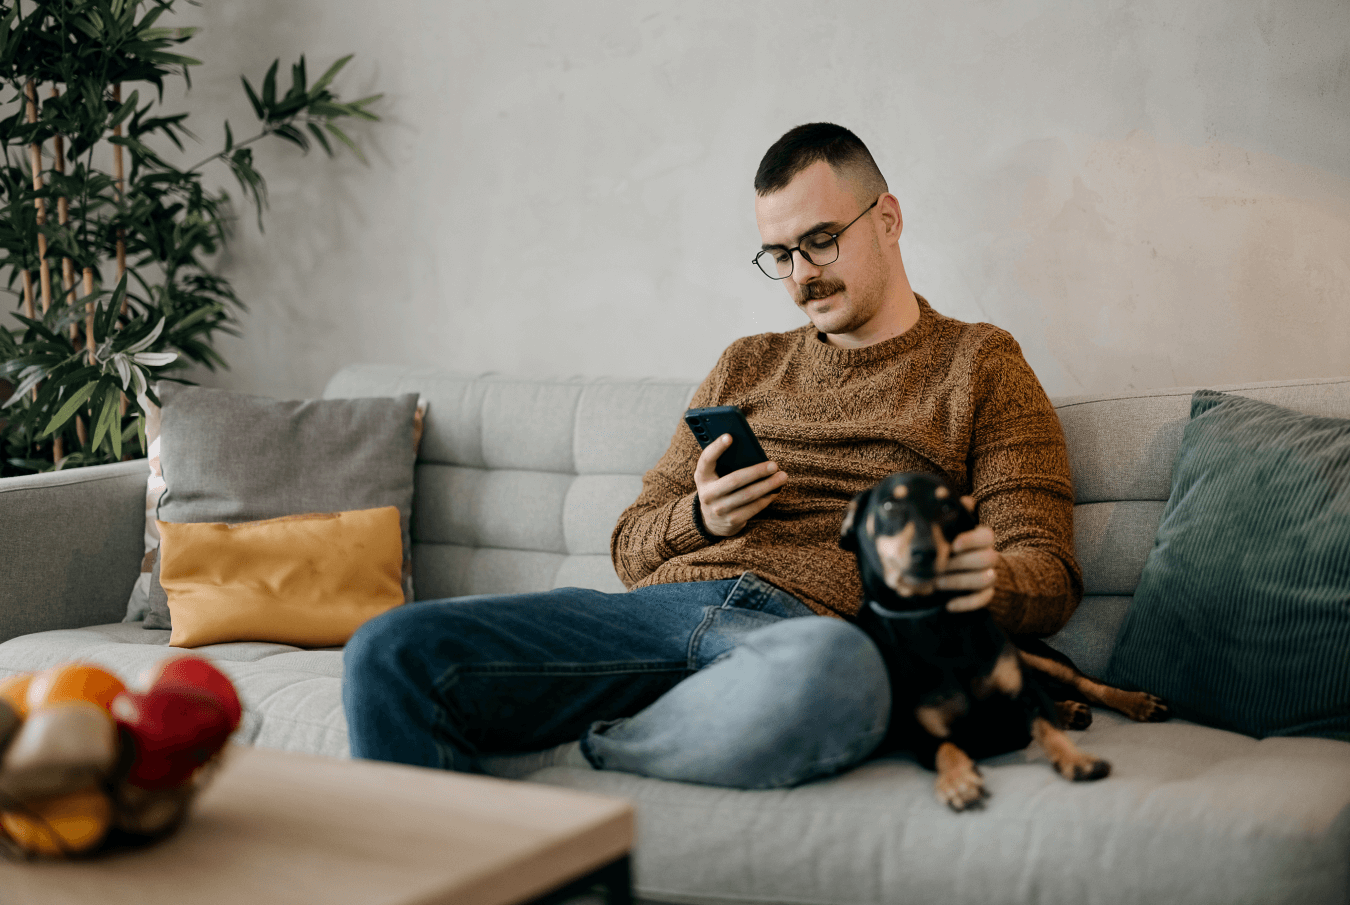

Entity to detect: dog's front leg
[934,741,988,811]
[1032,716,1110,781]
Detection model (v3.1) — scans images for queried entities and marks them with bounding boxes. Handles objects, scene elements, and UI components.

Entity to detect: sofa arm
[0,459,148,644]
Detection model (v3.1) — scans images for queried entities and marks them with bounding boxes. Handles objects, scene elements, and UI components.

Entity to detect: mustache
[796,280,846,304]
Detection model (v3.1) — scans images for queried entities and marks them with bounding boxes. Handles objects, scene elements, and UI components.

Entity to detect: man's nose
[791,249,823,284]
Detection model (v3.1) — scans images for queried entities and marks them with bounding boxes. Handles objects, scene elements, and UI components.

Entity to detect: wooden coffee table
[0,745,635,905]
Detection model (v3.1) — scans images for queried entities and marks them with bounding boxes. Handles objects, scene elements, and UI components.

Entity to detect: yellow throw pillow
[156,507,404,649]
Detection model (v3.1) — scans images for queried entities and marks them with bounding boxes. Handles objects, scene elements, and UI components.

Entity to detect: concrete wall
[149,1,1350,398]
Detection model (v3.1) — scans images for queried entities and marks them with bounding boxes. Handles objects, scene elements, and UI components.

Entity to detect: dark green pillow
[1105,390,1350,740]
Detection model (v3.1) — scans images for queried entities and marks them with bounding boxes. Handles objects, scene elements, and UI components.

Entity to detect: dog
[840,472,1168,811]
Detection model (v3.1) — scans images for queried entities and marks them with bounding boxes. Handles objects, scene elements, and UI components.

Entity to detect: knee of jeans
[736,618,891,782]
[344,605,425,682]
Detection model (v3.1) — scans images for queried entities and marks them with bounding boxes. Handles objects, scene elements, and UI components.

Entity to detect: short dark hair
[754,123,887,203]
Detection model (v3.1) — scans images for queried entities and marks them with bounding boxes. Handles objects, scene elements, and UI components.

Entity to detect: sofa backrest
[324,365,1350,677]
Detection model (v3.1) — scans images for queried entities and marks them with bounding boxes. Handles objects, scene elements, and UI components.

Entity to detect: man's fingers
[694,434,732,484]
[946,588,995,613]
[951,523,994,553]
[935,567,996,592]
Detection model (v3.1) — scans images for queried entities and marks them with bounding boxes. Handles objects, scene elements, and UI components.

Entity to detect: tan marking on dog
[1018,650,1170,722]
[971,646,1023,699]
[1032,716,1110,782]
[874,521,919,594]
[914,693,968,739]
[935,741,987,811]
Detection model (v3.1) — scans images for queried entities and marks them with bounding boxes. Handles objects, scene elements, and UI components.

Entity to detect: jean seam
[685,605,720,669]
[435,661,690,686]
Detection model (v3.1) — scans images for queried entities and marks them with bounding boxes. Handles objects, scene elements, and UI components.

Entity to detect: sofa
[1,364,1348,905]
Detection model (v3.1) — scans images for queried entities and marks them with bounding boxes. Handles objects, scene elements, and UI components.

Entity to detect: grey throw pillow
[143,384,420,631]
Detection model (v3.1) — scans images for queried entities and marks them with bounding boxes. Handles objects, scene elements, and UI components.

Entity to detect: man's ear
[876,193,903,242]
[839,491,868,552]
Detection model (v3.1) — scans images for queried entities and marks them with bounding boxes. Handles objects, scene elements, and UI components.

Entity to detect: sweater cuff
[690,493,721,544]
[666,492,716,553]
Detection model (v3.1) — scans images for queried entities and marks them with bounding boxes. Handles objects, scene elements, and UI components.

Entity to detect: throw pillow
[125,392,427,624]
[157,507,405,648]
[1105,390,1350,740]
[140,383,421,632]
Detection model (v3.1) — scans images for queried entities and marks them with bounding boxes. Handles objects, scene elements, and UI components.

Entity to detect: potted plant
[0,0,379,475]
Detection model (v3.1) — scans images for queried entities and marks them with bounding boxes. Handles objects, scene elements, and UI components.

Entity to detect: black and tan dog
[840,472,1167,811]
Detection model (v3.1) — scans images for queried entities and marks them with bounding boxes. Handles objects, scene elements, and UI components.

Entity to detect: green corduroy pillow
[1105,389,1350,740]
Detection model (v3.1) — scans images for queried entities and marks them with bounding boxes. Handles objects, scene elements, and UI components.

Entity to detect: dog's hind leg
[1032,716,1110,782]
[934,741,988,811]
[1017,649,1170,723]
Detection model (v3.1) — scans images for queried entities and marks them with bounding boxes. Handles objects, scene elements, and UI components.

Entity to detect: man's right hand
[694,434,788,537]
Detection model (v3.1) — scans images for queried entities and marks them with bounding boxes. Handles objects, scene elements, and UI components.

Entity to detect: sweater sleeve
[967,333,1083,636]
[609,352,728,588]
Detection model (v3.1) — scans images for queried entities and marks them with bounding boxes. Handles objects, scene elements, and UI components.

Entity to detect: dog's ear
[839,491,868,552]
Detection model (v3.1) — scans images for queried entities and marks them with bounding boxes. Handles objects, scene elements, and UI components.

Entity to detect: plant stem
[185,128,272,173]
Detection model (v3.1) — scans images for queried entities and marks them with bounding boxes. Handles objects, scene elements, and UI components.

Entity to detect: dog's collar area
[865,599,947,620]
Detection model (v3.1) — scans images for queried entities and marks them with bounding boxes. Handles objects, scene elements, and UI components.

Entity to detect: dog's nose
[910,547,937,570]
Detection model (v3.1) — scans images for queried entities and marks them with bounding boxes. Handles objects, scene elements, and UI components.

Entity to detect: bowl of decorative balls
[0,655,241,858]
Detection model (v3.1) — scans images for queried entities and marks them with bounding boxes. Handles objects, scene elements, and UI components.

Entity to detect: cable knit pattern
[610,296,1082,636]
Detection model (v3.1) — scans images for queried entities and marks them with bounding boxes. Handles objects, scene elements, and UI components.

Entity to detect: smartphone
[684,406,770,477]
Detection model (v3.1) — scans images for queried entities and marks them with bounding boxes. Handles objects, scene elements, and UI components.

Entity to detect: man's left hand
[937,496,1001,613]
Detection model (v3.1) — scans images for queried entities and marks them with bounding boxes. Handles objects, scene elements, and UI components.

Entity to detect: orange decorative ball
[26,663,127,714]
[0,785,114,856]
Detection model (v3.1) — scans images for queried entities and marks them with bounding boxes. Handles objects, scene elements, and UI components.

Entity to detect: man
[343,123,1081,789]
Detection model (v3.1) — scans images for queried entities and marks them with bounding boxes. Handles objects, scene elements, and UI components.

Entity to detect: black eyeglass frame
[752,198,880,280]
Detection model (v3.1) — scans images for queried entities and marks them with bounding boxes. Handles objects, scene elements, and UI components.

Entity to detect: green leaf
[262,59,279,109]
[224,120,233,152]
[272,124,308,152]
[108,89,140,130]
[324,123,366,164]
[91,384,119,454]
[42,381,98,438]
[311,54,353,95]
[241,76,264,119]
[307,122,333,156]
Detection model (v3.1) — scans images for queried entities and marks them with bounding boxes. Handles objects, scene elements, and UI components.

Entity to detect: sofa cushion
[0,623,350,758]
[1106,390,1350,740]
[522,709,1350,905]
[143,385,421,630]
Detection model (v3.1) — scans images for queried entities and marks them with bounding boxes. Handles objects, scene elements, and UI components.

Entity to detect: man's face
[754,160,888,340]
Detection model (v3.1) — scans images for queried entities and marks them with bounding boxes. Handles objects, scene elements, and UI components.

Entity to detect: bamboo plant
[0,0,379,476]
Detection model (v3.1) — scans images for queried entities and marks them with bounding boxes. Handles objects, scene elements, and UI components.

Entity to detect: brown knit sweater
[610,296,1083,636]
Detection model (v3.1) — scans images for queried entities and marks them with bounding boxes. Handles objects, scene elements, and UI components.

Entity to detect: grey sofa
[2,364,1348,905]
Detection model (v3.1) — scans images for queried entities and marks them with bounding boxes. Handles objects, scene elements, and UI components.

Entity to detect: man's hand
[938,496,1001,613]
[694,433,788,537]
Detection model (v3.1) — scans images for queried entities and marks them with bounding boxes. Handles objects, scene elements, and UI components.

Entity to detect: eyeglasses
[753,199,879,280]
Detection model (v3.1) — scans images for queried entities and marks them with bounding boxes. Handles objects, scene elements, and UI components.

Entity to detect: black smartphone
[683,406,770,477]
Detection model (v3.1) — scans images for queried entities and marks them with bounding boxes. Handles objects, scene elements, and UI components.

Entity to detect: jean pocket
[722,571,815,620]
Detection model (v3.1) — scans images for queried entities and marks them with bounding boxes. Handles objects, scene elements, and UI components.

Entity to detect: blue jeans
[342,572,891,788]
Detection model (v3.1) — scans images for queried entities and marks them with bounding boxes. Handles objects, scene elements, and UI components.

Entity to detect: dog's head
[840,472,977,608]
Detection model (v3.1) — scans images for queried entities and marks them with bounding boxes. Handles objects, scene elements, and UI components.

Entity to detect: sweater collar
[800,293,937,376]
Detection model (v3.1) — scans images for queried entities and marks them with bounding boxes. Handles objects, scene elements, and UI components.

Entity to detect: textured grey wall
[150,1,1350,397]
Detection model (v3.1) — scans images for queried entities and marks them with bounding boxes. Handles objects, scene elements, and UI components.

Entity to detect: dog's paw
[935,762,988,811]
[1055,753,1111,782]
[1121,692,1170,722]
[1055,700,1092,730]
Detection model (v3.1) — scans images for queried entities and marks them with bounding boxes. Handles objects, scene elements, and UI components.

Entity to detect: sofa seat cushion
[0,624,350,758]
[514,710,1350,905]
